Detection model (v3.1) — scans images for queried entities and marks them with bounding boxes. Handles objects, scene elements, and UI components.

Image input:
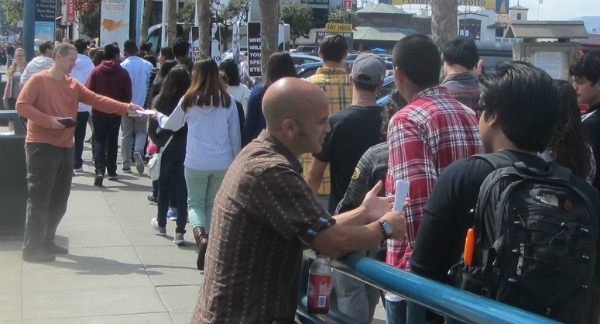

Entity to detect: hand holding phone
[57,117,78,128]
[393,180,410,212]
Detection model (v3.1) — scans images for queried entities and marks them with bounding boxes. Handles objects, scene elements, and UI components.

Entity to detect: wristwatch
[377,219,393,239]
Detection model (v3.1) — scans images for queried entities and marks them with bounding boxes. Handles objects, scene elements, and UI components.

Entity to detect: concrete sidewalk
[1,146,201,323]
[0,141,387,323]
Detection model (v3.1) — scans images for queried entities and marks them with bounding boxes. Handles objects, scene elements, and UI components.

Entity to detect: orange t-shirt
[16,70,129,147]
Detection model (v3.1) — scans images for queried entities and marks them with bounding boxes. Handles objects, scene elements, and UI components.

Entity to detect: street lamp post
[23,0,35,62]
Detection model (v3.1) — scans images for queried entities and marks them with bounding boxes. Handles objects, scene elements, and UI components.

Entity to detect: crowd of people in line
[7,32,600,324]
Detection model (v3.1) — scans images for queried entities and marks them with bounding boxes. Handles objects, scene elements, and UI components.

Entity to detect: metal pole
[23,0,36,62]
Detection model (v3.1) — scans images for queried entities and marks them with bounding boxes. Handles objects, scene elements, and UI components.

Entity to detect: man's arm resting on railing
[311,181,406,258]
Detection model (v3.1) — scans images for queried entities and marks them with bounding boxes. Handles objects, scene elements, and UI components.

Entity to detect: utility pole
[23,0,35,62]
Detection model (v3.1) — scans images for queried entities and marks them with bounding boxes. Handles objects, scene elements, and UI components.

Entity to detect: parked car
[291,53,322,65]
[347,53,393,62]
[296,45,316,54]
[296,62,323,79]
[376,76,396,101]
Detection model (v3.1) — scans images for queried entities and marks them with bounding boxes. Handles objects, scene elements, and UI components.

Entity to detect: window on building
[517,13,522,20]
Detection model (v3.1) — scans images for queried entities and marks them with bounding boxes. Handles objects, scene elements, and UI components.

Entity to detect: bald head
[263,78,329,130]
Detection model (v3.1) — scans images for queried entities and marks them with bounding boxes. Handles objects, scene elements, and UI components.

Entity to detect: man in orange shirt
[16,43,142,262]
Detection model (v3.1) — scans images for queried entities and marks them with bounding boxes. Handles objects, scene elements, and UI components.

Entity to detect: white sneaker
[151,218,166,236]
[173,232,185,246]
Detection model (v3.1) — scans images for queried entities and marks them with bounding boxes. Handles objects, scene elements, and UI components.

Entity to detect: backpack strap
[473,151,572,181]
[472,152,514,170]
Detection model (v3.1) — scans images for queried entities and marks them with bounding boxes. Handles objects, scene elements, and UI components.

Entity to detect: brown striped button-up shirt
[193,130,335,324]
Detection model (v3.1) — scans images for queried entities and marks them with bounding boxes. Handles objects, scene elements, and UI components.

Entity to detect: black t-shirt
[313,105,384,214]
[583,102,600,191]
[410,150,600,291]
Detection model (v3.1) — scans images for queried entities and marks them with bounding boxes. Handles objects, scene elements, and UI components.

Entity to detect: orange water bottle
[307,253,332,314]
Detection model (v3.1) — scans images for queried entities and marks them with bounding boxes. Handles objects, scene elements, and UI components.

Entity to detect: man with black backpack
[410,61,600,323]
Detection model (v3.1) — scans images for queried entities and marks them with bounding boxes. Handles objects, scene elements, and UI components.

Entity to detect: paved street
[0,141,202,323]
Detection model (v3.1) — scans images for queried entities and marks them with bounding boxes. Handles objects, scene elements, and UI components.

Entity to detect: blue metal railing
[297,251,559,324]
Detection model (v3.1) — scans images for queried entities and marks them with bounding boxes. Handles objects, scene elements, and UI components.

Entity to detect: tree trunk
[431,0,458,50]
[198,0,211,59]
[140,0,153,44]
[166,0,178,47]
[259,0,279,77]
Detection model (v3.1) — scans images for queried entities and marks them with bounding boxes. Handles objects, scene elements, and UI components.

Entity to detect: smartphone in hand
[57,117,78,128]
[393,180,410,212]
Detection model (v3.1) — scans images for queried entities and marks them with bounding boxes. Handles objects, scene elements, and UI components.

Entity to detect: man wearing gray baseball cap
[306,52,387,323]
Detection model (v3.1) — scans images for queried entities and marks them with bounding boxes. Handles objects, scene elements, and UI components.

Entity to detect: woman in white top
[156,59,241,270]
[219,59,250,116]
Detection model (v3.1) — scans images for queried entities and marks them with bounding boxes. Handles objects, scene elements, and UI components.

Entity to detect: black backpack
[450,152,597,323]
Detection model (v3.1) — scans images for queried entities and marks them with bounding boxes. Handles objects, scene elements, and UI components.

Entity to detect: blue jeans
[386,299,407,324]
[73,111,89,169]
[120,116,147,168]
[184,167,227,234]
[92,115,121,175]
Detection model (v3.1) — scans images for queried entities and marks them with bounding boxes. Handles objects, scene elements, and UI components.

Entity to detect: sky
[357,0,599,21]
[511,0,597,21]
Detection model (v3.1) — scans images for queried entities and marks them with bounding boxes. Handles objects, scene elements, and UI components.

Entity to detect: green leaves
[328,6,361,29]
[1,0,21,28]
[280,1,313,45]
[78,5,100,38]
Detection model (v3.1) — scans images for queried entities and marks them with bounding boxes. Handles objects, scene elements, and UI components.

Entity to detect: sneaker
[74,167,84,172]
[134,152,145,175]
[147,195,158,204]
[167,210,178,221]
[122,166,132,173]
[22,250,56,263]
[173,232,185,246]
[151,218,166,236]
[94,173,103,187]
[44,242,68,254]
[107,172,118,180]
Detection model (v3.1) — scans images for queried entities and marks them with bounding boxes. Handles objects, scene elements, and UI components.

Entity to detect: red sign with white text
[66,0,76,23]
[344,0,352,9]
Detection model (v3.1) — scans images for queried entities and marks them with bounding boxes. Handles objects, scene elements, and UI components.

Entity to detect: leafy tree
[178,0,196,29]
[78,6,100,39]
[1,0,21,28]
[280,1,313,45]
[328,6,361,29]
[212,0,249,51]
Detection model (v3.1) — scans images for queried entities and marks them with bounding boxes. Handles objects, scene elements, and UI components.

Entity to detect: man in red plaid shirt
[384,34,483,322]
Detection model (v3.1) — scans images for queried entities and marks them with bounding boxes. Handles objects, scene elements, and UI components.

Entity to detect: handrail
[297,251,559,324]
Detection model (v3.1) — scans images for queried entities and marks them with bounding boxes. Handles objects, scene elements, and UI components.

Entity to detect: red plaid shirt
[385,86,483,270]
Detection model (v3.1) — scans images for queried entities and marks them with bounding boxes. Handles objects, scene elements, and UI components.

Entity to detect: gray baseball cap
[351,53,386,85]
